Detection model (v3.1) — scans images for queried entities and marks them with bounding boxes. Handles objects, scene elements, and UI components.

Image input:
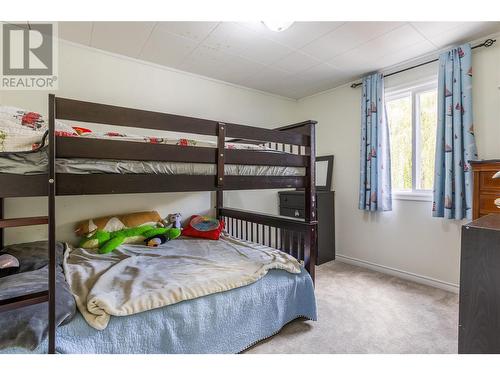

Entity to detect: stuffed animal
[80,225,181,254]
[75,211,164,237]
[145,228,181,247]
[167,213,182,229]
[145,235,167,247]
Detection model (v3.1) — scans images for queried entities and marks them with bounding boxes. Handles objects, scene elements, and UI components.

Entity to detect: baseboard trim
[335,254,460,294]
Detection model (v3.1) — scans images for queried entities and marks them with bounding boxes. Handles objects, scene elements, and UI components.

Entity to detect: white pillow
[0,118,46,152]
[0,105,78,153]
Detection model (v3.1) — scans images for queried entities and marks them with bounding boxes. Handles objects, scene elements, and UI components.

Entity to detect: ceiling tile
[238,21,344,49]
[270,50,321,75]
[242,65,349,99]
[58,22,93,46]
[342,24,428,63]
[266,80,306,98]
[328,24,434,77]
[244,73,312,99]
[410,22,464,39]
[424,22,500,48]
[328,49,380,75]
[302,22,404,61]
[179,44,266,85]
[155,21,218,42]
[91,21,156,58]
[286,77,347,99]
[376,40,437,71]
[283,63,347,98]
[298,63,345,82]
[202,22,294,65]
[239,66,292,93]
[140,27,198,67]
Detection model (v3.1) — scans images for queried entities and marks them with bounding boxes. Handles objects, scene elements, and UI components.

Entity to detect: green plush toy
[80,225,181,254]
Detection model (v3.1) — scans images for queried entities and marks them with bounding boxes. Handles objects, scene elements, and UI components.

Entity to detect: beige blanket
[63,235,301,330]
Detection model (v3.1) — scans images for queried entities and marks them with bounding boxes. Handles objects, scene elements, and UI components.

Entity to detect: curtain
[432,43,478,220]
[358,72,392,212]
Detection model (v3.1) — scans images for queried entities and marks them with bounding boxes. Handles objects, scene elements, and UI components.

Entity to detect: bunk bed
[0,94,318,354]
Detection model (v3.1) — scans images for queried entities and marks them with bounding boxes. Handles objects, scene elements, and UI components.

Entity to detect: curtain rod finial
[484,38,495,47]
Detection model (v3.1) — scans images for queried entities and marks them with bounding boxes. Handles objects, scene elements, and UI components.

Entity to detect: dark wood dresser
[278,190,335,265]
[471,160,500,220]
[459,214,500,353]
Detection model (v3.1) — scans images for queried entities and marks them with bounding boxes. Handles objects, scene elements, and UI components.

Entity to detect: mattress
[0,148,305,176]
[1,267,316,354]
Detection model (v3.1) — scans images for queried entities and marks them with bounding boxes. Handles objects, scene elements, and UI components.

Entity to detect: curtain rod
[350,38,496,88]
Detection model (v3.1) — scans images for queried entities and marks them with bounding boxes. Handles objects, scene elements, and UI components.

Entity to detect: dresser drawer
[479,193,500,216]
[279,193,305,209]
[278,190,336,265]
[480,171,500,191]
[280,207,304,219]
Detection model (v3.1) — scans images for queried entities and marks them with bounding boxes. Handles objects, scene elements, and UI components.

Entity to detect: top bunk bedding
[0,150,305,176]
[0,129,305,177]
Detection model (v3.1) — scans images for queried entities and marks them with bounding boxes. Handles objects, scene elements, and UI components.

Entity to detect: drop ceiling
[15,21,500,99]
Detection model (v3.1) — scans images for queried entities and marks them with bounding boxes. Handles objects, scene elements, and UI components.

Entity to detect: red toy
[182,215,224,240]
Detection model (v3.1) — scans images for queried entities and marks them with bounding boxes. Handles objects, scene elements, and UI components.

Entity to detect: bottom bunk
[0,236,316,354]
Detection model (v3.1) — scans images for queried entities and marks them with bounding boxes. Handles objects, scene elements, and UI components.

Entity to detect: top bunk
[0,95,316,198]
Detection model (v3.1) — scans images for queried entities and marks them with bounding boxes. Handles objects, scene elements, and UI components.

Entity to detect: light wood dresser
[471,160,500,220]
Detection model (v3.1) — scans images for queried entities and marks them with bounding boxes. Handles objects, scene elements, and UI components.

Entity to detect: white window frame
[385,79,437,202]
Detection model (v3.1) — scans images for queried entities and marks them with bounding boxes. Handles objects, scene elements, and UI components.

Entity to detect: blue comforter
[2,267,316,354]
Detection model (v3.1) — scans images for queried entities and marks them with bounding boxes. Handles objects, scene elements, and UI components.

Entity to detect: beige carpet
[246,261,459,354]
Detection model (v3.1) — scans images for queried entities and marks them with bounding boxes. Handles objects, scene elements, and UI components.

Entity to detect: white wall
[1,41,298,245]
[296,43,500,289]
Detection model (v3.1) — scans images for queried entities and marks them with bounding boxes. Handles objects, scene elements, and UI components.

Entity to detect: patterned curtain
[358,73,392,211]
[432,44,478,220]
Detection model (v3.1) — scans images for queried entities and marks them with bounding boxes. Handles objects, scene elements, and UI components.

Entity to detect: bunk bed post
[216,191,223,219]
[0,198,3,248]
[215,122,226,219]
[304,121,317,283]
[47,94,57,354]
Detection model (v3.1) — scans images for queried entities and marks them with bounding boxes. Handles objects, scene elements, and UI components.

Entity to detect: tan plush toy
[75,211,163,237]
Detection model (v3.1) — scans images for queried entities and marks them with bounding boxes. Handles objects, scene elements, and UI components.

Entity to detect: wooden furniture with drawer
[459,214,500,353]
[278,190,335,265]
[471,160,500,220]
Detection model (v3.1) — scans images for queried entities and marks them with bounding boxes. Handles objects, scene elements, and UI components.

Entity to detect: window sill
[393,191,433,202]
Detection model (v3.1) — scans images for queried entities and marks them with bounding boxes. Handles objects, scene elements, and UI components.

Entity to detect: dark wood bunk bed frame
[0,94,318,354]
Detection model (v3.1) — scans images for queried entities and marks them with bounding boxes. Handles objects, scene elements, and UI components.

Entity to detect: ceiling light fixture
[262,21,294,32]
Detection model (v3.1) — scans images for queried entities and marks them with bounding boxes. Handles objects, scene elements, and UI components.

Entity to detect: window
[386,82,438,200]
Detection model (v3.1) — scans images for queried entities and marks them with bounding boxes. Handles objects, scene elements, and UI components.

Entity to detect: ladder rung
[0,291,49,313]
[0,216,49,228]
